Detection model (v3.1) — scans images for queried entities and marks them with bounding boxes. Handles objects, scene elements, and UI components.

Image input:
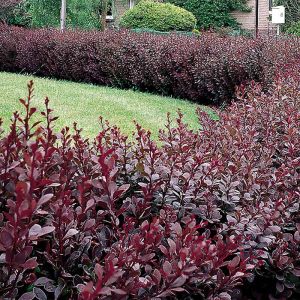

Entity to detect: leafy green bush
[286,21,300,36]
[168,0,250,29]
[0,0,22,23]
[274,0,300,31]
[6,0,31,27]
[67,0,100,30]
[120,0,196,32]
[131,27,200,37]
[7,0,100,29]
[29,0,61,28]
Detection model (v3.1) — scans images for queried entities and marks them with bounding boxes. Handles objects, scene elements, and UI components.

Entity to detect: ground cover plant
[0,61,299,299]
[0,72,202,138]
[1,25,300,105]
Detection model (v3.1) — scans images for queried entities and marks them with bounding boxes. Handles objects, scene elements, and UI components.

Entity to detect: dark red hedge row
[0,25,300,105]
[0,63,299,299]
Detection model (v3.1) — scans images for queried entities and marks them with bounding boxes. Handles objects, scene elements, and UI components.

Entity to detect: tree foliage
[167,0,250,29]
[5,0,103,29]
[274,0,300,31]
[0,0,22,22]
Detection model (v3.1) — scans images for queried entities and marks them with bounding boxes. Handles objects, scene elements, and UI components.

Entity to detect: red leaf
[171,275,187,288]
[162,261,172,275]
[0,230,13,248]
[228,256,240,270]
[64,228,79,240]
[36,194,53,209]
[29,107,37,116]
[33,287,47,300]
[112,289,127,295]
[167,238,176,255]
[152,269,161,284]
[39,226,55,236]
[22,257,38,270]
[19,292,35,300]
[29,224,42,238]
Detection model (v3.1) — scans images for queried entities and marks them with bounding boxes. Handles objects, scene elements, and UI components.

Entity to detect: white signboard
[272,6,285,24]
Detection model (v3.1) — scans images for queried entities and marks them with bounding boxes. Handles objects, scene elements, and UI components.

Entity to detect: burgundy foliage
[0,25,300,105]
[0,62,299,299]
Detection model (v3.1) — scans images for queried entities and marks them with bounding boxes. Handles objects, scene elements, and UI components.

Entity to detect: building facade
[111,0,274,31]
[108,0,135,24]
[231,0,273,31]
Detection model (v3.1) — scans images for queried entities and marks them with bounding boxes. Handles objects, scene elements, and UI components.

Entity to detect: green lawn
[0,72,212,138]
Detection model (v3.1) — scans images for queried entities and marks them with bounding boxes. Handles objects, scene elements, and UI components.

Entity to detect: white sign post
[271,6,285,36]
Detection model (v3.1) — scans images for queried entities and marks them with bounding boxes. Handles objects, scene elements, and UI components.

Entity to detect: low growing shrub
[0,26,300,105]
[119,0,196,32]
[0,64,299,299]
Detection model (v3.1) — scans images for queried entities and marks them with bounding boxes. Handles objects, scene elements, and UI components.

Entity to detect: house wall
[114,0,130,24]
[231,0,272,30]
[114,0,274,32]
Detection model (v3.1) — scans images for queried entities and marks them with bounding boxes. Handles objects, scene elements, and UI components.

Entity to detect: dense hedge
[0,63,299,299]
[0,26,300,105]
[119,0,196,32]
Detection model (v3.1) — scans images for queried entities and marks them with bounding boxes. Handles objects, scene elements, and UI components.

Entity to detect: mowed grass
[0,72,213,139]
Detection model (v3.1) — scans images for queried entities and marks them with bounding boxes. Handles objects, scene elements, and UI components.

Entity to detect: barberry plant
[0,65,299,299]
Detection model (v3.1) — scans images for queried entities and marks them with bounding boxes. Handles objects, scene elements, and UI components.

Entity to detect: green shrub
[131,27,200,37]
[168,0,250,30]
[120,0,196,32]
[67,0,100,30]
[29,0,61,28]
[0,0,23,23]
[286,21,300,36]
[7,0,100,29]
[274,0,300,31]
[6,0,31,27]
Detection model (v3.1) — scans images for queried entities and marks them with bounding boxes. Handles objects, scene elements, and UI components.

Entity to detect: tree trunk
[100,0,108,31]
[60,0,67,32]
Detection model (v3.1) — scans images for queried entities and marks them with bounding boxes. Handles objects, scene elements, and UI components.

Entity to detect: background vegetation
[3,0,102,29]
[274,0,300,32]
[2,0,252,31]
[120,0,196,32]
[167,0,250,29]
